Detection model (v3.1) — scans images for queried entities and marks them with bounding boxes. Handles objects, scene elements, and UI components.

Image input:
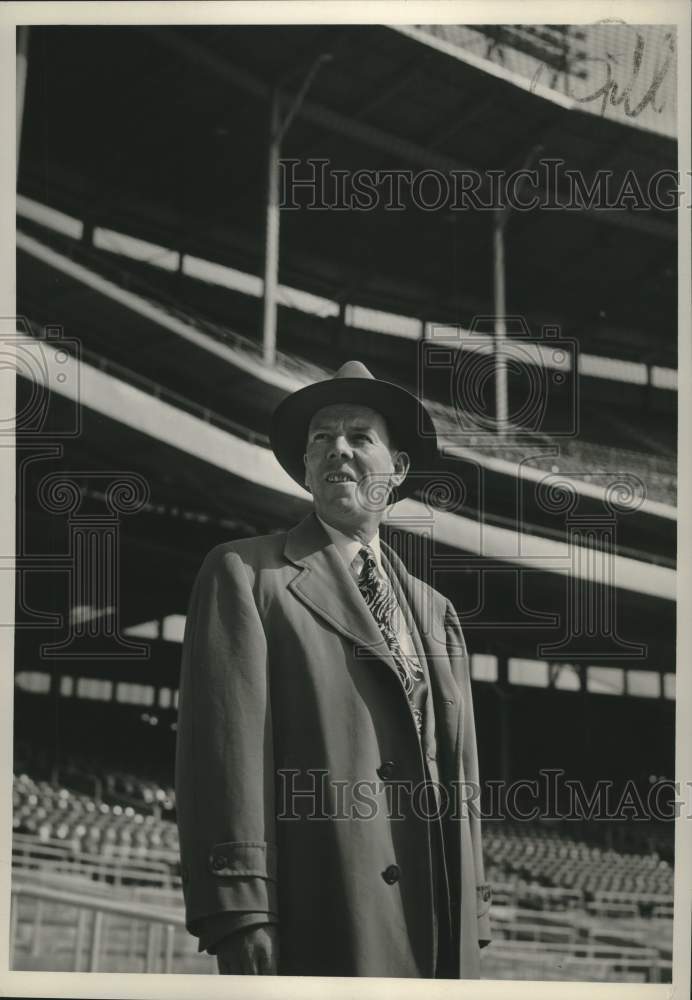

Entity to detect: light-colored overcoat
[175,512,491,977]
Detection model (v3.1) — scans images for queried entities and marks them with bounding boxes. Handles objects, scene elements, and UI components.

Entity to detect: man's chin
[316,499,364,523]
[326,498,359,516]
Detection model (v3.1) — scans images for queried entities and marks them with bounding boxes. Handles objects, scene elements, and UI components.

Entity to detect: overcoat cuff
[183,841,278,931]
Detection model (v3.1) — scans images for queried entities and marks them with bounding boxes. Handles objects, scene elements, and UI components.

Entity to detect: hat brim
[269,377,438,502]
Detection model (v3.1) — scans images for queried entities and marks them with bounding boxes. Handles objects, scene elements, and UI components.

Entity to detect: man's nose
[328,435,353,459]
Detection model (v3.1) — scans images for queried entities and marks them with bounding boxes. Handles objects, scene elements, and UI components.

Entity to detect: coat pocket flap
[208,841,277,880]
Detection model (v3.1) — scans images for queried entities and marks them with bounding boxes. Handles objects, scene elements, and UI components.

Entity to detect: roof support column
[261,90,281,366]
[261,54,332,367]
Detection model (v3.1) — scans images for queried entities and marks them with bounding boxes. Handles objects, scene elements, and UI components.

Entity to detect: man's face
[303,403,409,535]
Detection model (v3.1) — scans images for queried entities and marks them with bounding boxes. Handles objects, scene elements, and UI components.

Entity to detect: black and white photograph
[2,2,691,996]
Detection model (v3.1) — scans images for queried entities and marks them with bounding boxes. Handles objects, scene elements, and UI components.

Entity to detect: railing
[21,315,270,447]
[12,833,181,891]
[483,904,671,982]
[481,937,670,983]
[489,881,585,907]
[486,878,675,920]
[11,879,188,973]
[594,889,675,906]
[19,219,327,386]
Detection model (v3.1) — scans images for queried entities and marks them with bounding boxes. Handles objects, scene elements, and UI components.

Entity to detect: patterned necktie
[355,547,427,736]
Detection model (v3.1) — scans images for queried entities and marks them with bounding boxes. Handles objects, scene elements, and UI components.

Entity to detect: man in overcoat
[175,360,491,977]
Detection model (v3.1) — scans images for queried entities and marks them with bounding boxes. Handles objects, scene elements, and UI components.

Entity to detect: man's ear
[390,450,410,489]
[303,453,313,493]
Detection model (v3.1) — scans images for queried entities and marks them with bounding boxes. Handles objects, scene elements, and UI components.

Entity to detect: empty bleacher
[484,822,673,912]
[13,772,179,874]
[480,823,673,982]
[11,767,673,979]
[11,769,208,973]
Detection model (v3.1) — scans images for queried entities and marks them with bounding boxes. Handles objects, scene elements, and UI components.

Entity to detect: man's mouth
[324,472,356,483]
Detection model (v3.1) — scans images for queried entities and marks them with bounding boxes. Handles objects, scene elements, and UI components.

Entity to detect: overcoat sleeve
[175,546,278,937]
[444,600,492,949]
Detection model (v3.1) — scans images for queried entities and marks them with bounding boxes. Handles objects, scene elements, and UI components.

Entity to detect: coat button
[211,855,227,871]
[377,761,396,780]
[382,864,400,885]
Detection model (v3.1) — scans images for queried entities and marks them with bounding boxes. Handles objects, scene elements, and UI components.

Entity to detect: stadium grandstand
[12,22,677,981]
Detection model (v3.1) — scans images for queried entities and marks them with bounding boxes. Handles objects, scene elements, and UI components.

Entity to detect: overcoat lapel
[284,513,404,684]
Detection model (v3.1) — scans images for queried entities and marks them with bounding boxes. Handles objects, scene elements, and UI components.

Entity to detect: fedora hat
[270,360,438,502]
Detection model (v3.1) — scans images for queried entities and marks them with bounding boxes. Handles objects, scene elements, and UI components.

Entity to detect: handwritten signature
[530,21,675,120]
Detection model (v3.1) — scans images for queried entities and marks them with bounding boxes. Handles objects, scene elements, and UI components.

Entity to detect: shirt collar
[315,514,383,573]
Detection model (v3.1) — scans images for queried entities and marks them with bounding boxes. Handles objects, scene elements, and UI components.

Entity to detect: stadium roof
[400,24,678,139]
[19,24,677,361]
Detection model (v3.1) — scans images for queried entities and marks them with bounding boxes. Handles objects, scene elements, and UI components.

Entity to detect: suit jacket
[175,511,491,977]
